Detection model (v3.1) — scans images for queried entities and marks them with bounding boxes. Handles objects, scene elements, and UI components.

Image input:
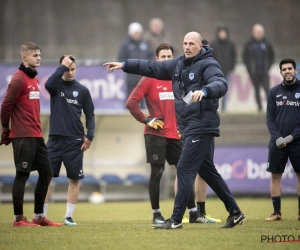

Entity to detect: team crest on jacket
[152,154,158,161]
[295,93,300,99]
[22,162,28,169]
[189,73,194,80]
[73,91,78,97]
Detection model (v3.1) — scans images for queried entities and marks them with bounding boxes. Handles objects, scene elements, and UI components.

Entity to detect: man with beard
[265,58,300,221]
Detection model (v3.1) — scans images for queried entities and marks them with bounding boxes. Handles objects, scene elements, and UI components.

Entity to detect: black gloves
[177,130,182,139]
[0,127,11,145]
[144,117,164,131]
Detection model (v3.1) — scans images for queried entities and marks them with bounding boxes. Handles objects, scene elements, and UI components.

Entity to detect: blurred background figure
[143,18,173,54]
[243,23,275,113]
[210,26,236,112]
[117,22,154,107]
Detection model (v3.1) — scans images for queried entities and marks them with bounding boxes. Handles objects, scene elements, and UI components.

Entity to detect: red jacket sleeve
[125,77,150,123]
[1,75,24,126]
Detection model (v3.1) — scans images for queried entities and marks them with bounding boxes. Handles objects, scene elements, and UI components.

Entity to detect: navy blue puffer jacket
[123,46,227,137]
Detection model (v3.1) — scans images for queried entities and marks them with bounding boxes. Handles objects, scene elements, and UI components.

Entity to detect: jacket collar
[19,63,38,79]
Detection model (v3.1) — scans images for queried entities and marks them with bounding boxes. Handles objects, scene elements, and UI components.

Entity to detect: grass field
[0,197,299,250]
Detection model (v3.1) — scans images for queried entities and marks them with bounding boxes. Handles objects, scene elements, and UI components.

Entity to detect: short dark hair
[202,39,209,45]
[59,54,75,64]
[156,43,174,57]
[279,58,296,70]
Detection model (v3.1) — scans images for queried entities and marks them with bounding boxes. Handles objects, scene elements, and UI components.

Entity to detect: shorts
[267,139,300,173]
[12,137,51,173]
[144,134,183,165]
[47,138,84,180]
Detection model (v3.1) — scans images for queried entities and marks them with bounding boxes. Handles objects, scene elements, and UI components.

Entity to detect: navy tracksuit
[174,134,239,221]
[124,46,241,222]
[266,79,300,173]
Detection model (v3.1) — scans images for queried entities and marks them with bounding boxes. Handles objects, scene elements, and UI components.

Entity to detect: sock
[188,207,197,213]
[33,213,44,220]
[152,209,161,214]
[65,203,76,218]
[197,202,206,214]
[43,204,49,217]
[14,214,23,222]
[271,196,281,214]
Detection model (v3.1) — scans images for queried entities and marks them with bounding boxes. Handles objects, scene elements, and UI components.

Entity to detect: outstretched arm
[104,59,174,80]
[103,62,123,73]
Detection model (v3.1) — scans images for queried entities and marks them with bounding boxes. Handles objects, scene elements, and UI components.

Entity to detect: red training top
[126,77,179,139]
[1,69,42,138]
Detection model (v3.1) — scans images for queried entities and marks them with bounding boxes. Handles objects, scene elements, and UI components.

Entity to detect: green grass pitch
[0,197,299,250]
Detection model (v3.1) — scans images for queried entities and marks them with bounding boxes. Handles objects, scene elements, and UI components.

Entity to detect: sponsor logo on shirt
[159,92,174,100]
[276,100,300,107]
[29,91,40,99]
[61,92,78,105]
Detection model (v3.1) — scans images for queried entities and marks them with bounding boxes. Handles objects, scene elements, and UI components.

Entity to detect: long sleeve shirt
[1,64,42,138]
[126,77,179,139]
[45,65,95,141]
[266,79,300,141]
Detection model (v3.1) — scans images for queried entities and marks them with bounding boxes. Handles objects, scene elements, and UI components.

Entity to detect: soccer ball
[88,192,105,204]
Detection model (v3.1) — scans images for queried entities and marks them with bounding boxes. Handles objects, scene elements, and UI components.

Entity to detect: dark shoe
[152,212,165,224]
[152,218,182,229]
[189,211,215,223]
[220,212,246,228]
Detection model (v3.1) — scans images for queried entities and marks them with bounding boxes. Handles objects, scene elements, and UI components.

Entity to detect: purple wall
[0,65,127,114]
[209,146,297,195]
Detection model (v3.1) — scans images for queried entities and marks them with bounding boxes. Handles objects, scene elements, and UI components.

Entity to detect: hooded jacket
[123,46,227,137]
[210,27,236,75]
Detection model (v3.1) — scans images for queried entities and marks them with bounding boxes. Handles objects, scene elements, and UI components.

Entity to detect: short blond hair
[21,42,41,56]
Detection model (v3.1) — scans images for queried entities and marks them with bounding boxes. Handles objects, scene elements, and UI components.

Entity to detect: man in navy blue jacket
[44,55,95,226]
[243,24,275,112]
[118,22,154,103]
[265,58,300,222]
[104,31,245,229]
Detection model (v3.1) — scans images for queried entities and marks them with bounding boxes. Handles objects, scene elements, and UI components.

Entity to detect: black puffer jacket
[242,38,274,76]
[123,46,227,137]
